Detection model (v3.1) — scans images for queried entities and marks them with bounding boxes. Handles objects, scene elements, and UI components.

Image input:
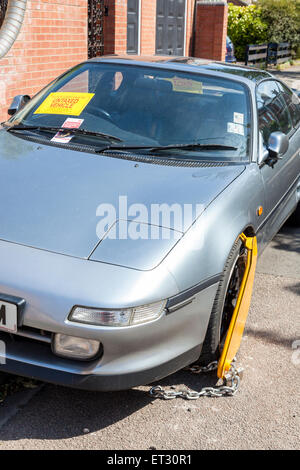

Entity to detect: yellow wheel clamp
[217,233,258,380]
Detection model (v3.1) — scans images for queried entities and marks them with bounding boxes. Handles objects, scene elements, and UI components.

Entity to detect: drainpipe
[0,0,27,59]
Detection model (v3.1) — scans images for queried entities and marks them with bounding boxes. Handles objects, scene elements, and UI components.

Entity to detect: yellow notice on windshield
[34,92,95,116]
[164,77,203,94]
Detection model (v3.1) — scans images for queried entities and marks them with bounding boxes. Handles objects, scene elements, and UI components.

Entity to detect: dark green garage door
[156,0,186,56]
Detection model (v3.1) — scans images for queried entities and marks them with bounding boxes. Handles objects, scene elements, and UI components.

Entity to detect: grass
[276,58,300,70]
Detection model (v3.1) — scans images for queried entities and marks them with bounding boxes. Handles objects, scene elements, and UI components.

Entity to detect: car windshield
[7,62,251,161]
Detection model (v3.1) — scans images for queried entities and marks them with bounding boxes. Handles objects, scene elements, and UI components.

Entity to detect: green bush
[227,4,268,61]
[257,0,300,49]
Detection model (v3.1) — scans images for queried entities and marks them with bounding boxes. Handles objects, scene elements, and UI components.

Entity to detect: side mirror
[8,95,31,116]
[259,131,289,167]
[267,131,289,159]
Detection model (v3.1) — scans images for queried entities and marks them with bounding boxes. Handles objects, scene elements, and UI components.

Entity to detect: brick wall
[103,0,127,55]
[0,0,88,122]
[140,0,156,55]
[194,1,228,61]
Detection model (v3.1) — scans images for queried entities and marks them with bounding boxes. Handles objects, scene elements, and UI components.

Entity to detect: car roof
[88,55,273,84]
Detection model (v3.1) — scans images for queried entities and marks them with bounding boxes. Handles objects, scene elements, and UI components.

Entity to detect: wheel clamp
[217,233,258,379]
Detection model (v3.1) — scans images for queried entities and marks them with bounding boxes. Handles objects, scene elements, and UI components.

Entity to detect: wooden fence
[245,43,292,67]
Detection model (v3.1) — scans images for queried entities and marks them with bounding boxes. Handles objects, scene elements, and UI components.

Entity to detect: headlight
[69,300,166,327]
[53,334,101,361]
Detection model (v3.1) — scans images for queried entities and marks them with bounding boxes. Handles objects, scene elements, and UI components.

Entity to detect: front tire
[197,238,247,366]
[0,372,10,385]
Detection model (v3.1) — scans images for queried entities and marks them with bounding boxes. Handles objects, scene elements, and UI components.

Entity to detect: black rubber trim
[12,133,233,168]
[0,293,26,327]
[0,345,201,392]
[166,274,222,312]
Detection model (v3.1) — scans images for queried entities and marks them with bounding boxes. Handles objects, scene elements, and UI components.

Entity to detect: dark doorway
[0,0,8,28]
[88,0,104,58]
[156,0,186,56]
[127,0,140,54]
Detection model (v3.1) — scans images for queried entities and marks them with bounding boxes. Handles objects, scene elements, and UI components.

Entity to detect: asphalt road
[0,223,299,450]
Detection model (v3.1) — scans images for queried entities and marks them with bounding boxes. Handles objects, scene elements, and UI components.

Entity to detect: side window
[256,80,293,144]
[276,81,300,129]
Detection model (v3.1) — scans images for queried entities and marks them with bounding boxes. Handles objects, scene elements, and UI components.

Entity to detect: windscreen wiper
[95,143,238,153]
[6,125,123,144]
[149,143,238,152]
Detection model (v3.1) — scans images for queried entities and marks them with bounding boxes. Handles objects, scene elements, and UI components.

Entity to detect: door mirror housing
[259,131,289,167]
[267,131,289,159]
[8,95,31,116]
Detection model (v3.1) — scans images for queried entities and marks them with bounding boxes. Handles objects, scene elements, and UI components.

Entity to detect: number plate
[0,300,18,333]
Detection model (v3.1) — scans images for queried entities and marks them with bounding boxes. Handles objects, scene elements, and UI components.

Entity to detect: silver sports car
[0,56,299,390]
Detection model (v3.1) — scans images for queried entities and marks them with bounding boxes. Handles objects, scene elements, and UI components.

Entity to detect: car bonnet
[0,130,245,268]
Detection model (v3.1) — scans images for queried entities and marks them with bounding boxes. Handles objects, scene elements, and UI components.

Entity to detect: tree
[227,4,268,61]
[256,0,300,50]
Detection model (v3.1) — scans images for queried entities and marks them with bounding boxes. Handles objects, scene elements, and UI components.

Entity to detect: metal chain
[149,359,244,400]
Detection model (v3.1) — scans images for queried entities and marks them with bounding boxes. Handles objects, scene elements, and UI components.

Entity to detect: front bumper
[0,340,201,391]
[0,240,218,391]
[0,281,218,391]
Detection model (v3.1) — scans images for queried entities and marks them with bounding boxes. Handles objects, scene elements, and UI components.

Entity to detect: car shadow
[284,282,300,296]
[272,70,300,79]
[245,326,297,349]
[271,224,300,254]
[0,368,219,441]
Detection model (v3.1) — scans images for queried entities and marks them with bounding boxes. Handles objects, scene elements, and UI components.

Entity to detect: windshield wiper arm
[6,125,123,144]
[95,143,238,153]
[149,143,238,152]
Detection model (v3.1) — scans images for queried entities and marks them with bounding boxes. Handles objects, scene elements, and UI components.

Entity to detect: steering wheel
[87,105,113,122]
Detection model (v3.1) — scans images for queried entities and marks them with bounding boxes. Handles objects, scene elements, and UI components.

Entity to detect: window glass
[59,70,90,93]
[257,80,293,144]
[276,81,300,128]
[8,63,252,162]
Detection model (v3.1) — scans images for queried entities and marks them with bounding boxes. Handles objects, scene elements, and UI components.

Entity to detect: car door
[256,79,300,244]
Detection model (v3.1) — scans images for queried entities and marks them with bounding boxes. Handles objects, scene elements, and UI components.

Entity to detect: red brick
[194,3,228,61]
